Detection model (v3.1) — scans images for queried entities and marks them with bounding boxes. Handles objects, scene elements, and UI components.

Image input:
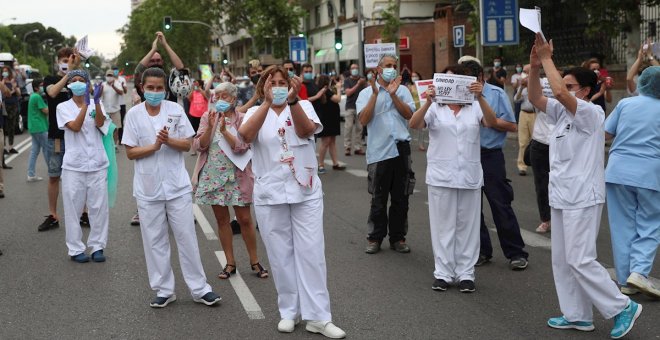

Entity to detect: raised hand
[468,81,484,96]
[156,127,169,146]
[386,76,401,95]
[208,110,218,128]
[426,84,436,99]
[369,75,378,92]
[288,75,302,101]
[218,112,227,132]
[93,83,103,104]
[156,31,168,46]
[263,74,274,103]
[534,32,554,61]
[84,82,91,105]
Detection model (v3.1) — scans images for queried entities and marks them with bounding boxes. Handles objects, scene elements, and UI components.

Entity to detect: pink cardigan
[191,110,254,203]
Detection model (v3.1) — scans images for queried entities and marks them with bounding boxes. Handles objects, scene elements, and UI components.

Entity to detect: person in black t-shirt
[488,57,507,89]
[134,32,185,103]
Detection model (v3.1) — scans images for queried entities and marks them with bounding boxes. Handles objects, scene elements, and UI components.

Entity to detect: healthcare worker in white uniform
[122,67,221,308]
[56,69,109,263]
[527,33,642,339]
[409,64,498,293]
[238,65,346,339]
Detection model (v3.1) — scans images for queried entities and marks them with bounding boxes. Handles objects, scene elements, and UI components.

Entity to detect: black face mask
[250,74,261,85]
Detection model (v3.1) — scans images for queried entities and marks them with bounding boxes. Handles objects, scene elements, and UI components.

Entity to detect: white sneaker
[627,272,660,299]
[277,318,300,333]
[27,176,44,182]
[620,286,639,295]
[306,321,346,339]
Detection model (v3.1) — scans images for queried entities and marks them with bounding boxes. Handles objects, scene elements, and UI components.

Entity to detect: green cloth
[27,93,48,133]
[102,122,118,208]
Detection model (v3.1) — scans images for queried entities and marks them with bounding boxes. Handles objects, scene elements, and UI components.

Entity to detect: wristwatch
[288,97,299,106]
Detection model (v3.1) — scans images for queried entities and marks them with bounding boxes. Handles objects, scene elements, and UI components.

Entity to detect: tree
[1,23,76,75]
[220,0,306,59]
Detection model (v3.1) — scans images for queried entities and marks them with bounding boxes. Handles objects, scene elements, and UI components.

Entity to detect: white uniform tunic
[424,102,483,282]
[56,99,109,256]
[244,100,333,321]
[122,101,212,299]
[544,98,628,321]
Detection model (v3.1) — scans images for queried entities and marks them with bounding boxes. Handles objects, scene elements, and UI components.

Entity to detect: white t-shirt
[116,76,129,105]
[424,102,484,189]
[56,99,109,172]
[243,100,323,205]
[545,98,605,209]
[101,81,122,113]
[122,100,196,201]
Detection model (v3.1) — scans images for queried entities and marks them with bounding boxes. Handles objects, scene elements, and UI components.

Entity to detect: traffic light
[163,16,172,31]
[85,62,90,68]
[222,54,228,65]
[334,29,343,51]
[125,62,129,66]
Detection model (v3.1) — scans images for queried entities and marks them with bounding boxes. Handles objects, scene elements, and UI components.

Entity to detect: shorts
[109,111,122,128]
[47,138,66,178]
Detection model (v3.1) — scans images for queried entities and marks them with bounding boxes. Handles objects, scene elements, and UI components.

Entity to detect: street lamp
[23,29,40,58]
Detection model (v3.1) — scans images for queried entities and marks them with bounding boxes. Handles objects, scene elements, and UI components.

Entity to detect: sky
[0,0,131,58]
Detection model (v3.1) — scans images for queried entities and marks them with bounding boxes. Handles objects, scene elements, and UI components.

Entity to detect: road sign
[289,36,307,63]
[453,25,465,48]
[479,0,519,46]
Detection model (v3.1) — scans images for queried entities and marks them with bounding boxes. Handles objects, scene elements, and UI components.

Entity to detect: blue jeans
[28,132,49,177]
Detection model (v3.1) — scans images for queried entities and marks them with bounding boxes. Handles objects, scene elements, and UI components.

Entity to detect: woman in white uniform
[238,65,346,339]
[56,69,109,263]
[409,65,497,293]
[527,33,642,339]
[122,67,221,308]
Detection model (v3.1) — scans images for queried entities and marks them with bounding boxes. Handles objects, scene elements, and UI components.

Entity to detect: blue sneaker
[610,300,642,339]
[70,253,90,263]
[91,250,106,262]
[150,295,176,308]
[547,316,595,331]
[194,291,221,306]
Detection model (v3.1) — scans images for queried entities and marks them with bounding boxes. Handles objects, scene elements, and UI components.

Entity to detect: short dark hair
[442,64,467,75]
[461,60,483,79]
[563,67,598,98]
[282,59,295,66]
[57,47,74,59]
[302,63,313,70]
[141,67,167,85]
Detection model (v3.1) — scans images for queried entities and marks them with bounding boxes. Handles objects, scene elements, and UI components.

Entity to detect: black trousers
[366,142,414,243]
[118,105,127,142]
[479,148,528,259]
[530,140,551,222]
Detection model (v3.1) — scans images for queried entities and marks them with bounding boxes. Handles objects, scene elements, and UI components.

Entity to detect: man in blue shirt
[356,54,416,254]
[461,59,529,270]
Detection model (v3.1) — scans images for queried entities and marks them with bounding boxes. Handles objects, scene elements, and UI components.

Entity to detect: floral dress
[194,126,247,206]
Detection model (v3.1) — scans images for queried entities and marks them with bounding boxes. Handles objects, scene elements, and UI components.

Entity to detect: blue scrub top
[480,82,516,149]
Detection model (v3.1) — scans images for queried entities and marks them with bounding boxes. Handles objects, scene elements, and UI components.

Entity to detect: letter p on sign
[453,25,465,48]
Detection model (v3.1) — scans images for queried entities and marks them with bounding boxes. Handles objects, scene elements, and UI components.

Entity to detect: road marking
[5,137,33,164]
[192,204,218,240]
[215,251,265,320]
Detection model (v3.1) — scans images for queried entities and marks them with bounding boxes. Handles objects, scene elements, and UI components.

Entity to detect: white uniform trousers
[551,204,629,321]
[61,169,109,256]
[255,198,332,321]
[136,194,212,299]
[428,186,481,282]
[606,183,660,285]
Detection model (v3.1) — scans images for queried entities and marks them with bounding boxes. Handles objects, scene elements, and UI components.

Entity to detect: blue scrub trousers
[607,183,660,285]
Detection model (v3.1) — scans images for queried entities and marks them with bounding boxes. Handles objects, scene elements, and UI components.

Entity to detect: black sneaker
[38,215,60,232]
[150,295,176,308]
[193,291,222,306]
[432,279,449,291]
[509,257,528,271]
[475,255,491,266]
[80,212,90,228]
[458,280,476,293]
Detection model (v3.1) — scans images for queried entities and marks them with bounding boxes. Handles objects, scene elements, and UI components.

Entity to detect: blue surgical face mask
[303,72,313,81]
[288,70,295,78]
[113,70,119,76]
[494,61,502,68]
[215,99,231,113]
[67,81,87,96]
[351,69,359,76]
[144,91,166,106]
[381,68,397,82]
[1,72,8,78]
[272,87,288,105]
[367,73,373,81]
[516,67,522,73]
[212,82,220,88]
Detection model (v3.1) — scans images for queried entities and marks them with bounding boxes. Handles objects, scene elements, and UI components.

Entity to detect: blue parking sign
[453,25,465,48]
[479,0,519,46]
[289,36,307,63]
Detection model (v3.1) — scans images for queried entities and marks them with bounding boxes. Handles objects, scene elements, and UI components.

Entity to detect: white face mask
[411,76,419,82]
[106,76,114,82]
[59,63,69,73]
[569,91,577,97]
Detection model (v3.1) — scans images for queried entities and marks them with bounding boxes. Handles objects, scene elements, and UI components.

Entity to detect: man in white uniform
[528,33,642,339]
[56,69,109,263]
[122,67,221,308]
[101,69,124,147]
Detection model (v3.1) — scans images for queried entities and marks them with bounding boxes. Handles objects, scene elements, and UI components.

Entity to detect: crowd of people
[1,29,658,339]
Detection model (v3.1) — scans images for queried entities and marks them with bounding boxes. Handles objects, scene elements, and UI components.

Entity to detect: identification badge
[279,150,295,163]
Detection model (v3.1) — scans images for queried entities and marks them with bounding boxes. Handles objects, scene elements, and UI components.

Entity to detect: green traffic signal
[164,16,172,31]
[334,29,343,51]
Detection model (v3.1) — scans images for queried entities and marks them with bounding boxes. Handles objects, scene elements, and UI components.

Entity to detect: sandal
[218,264,236,279]
[251,262,269,279]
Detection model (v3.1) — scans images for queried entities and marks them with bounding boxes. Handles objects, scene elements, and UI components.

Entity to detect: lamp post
[23,29,40,59]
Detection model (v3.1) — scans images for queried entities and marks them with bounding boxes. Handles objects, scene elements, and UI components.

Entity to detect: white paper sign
[541,77,554,98]
[217,126,253,171]
[364,43,396,68]
[414,79,434,103]
[520,7,546,42]
[75,35,95,59]
[433,73,477,104]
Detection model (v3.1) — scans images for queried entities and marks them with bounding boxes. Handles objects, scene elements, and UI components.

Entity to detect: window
[260,41,273,55]
[315,5,321,27]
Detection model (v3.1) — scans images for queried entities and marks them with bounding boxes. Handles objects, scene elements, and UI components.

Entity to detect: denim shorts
[47,138,66,177]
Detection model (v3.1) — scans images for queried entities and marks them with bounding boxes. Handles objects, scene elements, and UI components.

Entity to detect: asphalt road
[0,118,658,340]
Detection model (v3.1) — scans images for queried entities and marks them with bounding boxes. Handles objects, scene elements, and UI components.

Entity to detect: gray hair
[213,81,237,98]
[378,53,398,66]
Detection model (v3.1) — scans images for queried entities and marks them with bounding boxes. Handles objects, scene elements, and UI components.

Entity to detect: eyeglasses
[565,83,581,90]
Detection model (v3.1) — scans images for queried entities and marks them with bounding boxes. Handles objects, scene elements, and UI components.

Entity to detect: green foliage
[221,0,306,59]
[0,23,75,75]
[581,0,660,36]
[117,0,217,74]
[380,0,401,44]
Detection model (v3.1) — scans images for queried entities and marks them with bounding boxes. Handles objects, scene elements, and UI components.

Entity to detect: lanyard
[277,126,312,188]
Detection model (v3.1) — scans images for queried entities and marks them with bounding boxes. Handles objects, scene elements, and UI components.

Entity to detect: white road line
[322,160,368,177]
[215,251,265,320]
[5,137,33,164]
[192,204,218,240]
